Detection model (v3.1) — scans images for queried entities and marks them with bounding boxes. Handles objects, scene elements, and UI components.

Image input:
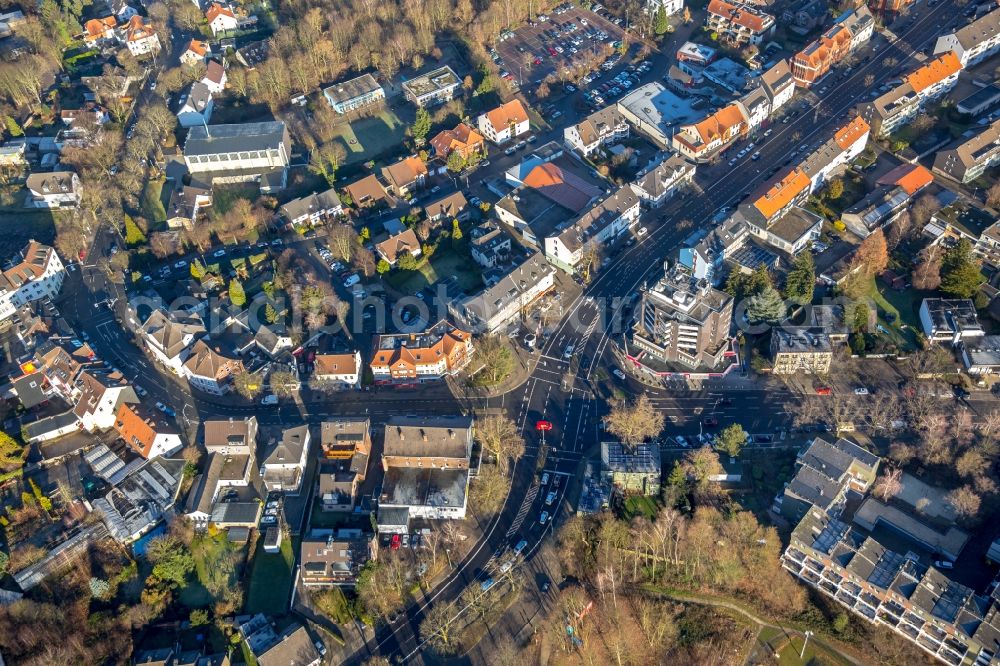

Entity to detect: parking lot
[493,4,626,91]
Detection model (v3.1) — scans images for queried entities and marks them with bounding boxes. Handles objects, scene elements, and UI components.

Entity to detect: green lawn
[141,178,168,225]
[853,276,920,352]
[775,637,847,666]
[624,495,659,520]
[213,184,260,215]
[385,244,483,295]
[244,535,296,615]
[330,109,409,166]
[179,532,244,608]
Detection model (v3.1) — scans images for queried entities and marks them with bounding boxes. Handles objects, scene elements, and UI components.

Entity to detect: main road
[61,2,963,661]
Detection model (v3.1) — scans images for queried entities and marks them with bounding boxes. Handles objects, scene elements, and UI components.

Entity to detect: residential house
[74,370,138,432]
[934,6,1000,67]
[113,0,137,22]
[841,185,913,238]
[201,60,226,94]
[630,153,696,207]
[919,298,984,345]
[379,415,474,520]
[254,624,321,666]
[313,352,361,388]
[960,335,1000,375]
[166,186,212,230]
[859,51,962,138]
[477,100,530,145]
[543,186,641,273]
[933,118,1000,184]
[401,66,460,107]
[644,0,683,16]
[774,436,879,522]
[203,416,258,455]
[185,450,254,525]
[429,123,485,160]
[957,84,1000,117]
[182,339,244,394]
[0,241,66,322]
[300,529,377,586]
[470,221,512,268]
[375,228,421,266]
[630,263,734,369]
[739,87,771,130]
[33,339,90,402]
[672,102,748,161]
[205,3,238,35]
[770,327,833,375]
[798,115,871,193]
[370,320,473,382]
[563,105,629,156]
[450,253,555,334]
[791,8,874,87]
[183,121,291,192]
[140,309,205,374]
[0,143,26,168]
[25,171,81,209]
[177,82,213,128]
[122,15,160,56]
[180,38,210,66]
[736,167,821,254]
[317,418,371,509]
[380,156,428,196]
[323,73,385,114]
[706,0,775,45]
[759,60,796,114]
[678,216,749,283]
[343,174,390,209]
[279,187,343,227]
[262,424,310,494]
[11,372,51,410]
[114,402,183,459]
[423,191,469,224]
[82,17,117,47]
[601,441,661,496]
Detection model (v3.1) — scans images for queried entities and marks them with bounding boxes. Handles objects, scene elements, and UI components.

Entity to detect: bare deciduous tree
[605,394,664,447]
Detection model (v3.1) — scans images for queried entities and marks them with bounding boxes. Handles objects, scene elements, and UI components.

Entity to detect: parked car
[539,511,549,524]
[541,472,550,485]
[545,491,557,506]
[612,368,626,380]
[343,273,361,288]
[854,387,869,395]
[514,539,528,554]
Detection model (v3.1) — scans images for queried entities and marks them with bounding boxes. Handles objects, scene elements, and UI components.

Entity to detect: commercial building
[616,82,707,149]
[933,118,1000,184]
[0,241,65,322]
[631,263,734,369]
[544,187,641,273]
[960,335,1000,375]
[370,320,473,382]
[183,121,291,192]
[182,339,244,395]
[322,73,385,114]
[759,60,796,114]
[379,415,474,521]
[770,327,833,375]
[737,167,821,255]
[449,252,555,334]
[676,41,716,66]
[934,7,1000,67]
[672,102,748,161]
[563,105,630,156]
[401,66,460,107]
[706,0,775,45]
[919,298,984,345]
[477,99,530,145]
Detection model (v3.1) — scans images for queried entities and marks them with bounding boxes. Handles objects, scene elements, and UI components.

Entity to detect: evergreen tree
[653,5,669,35]
[377,259,391,275]
[4,115,22,137]
[359,226,370,243]
[412,108,432,146]
[940,238,985,298]
[264,303,278,324]
[725,264,771,302]
[124,215,147,246]
[189,259,206,280]
[784,250,815,305]
[745,285,785,324]
[228,278,246,307]
[451,219,463,241]
[446,150,466,173]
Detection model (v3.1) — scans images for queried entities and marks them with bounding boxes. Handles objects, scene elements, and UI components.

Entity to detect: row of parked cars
[582,62,650,107]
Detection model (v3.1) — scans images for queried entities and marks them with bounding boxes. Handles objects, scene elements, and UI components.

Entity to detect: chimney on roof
[421,429,428,442]
[449,429,455,439]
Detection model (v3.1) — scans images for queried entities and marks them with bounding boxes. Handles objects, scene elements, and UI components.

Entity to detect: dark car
[703,417,719,427]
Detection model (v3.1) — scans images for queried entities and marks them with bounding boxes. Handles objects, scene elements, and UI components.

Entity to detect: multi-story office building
[322,74,385,114]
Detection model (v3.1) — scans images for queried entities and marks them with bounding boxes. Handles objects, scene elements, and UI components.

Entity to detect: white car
[854,387,870,395]
[343,273,360,288]
[539,511,549,525]
[500,561,513,573]
[261,394,278,405]
[174,259,187,268]
[212,249,226,257]
[674,435,688,447]
[612,368,626,380]
[134,385,148,397]
[155,401,167,412]
[637,227,648,237]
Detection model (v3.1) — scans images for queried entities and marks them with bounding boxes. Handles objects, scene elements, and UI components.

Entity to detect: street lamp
[800,631,814,660]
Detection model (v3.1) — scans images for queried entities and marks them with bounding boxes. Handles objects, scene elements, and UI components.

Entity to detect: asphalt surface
[57,1,973,662]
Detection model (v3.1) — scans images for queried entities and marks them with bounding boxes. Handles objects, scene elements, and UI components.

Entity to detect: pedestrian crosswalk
[507,482,540,537]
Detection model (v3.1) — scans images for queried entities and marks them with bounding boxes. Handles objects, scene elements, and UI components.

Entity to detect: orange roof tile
[115,402,156,458]
[833,116,870,150]
[692,103,746,144]
[752,168,810,220]
[84,17,116,37]
[430,123,484,157]
[187,39,209,56]
[708,0,772,34]
[206,3,236,22]
[877,163,934,195]
[906,51,961,94]
[485,100,529,132]
[315,353,359,376]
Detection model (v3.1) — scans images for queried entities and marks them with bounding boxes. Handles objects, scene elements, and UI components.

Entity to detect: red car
[390,534,401,550]
[533,57,542,65]
[815,387,832,395]
[548,47,558,56]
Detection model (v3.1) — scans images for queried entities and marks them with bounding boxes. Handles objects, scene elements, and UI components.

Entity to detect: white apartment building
[0,241,66,322]
[449,253,555,334]
[25,171,81,209]
[313,352,362,388]
[645,0,683,15]
[140,309,205,375]
[477,100,530,145]
[563,106,630,156]
[934,7,1000,68]
[543,187,641,273]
